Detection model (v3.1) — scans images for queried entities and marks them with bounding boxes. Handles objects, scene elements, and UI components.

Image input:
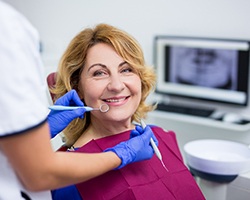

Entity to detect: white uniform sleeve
[0,2,52,199]
[0,2,49,136]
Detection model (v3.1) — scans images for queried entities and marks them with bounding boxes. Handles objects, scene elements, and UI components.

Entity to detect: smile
[104,97,129,103]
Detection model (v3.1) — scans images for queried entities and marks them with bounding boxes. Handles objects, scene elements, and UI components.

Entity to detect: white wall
[7,0,250,117]
[7,0,250,74]
[7,3,250,198]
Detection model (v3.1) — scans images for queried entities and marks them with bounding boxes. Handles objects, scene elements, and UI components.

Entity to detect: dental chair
[46,72,57,103]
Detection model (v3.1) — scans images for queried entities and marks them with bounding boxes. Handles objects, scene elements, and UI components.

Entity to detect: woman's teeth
[106,97,126,102]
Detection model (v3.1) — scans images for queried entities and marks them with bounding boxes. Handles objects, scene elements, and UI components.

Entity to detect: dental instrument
[140,119,168,171]
[48,104,109,113]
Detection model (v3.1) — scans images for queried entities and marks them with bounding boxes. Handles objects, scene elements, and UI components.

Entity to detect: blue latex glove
[104,125,158,169]
[48,90,86,138]
[131,125,159,146]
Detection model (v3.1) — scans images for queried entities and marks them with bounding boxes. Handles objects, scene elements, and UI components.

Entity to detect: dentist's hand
[104,125,158,169]
[131,125,158,146]
[48,90,86,138]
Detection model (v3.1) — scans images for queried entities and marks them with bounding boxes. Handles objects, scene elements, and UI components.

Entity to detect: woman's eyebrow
[88,61,128,72]
[119,61,127,67]
[88,63,107,72]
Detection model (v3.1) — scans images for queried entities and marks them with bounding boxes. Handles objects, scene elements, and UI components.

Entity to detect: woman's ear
[76,86,84,100]
[76,90,85,104]
[77,92,83,100]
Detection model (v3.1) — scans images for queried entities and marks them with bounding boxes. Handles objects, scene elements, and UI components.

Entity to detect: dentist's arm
[0,120,155,191]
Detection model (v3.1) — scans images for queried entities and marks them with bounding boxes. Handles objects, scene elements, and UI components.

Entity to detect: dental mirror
[99,104,109,112]
[48,103,109,113]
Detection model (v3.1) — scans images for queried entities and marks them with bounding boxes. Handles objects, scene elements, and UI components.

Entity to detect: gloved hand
[104,125,158,169]
[130,125,159,147]
[48,89,86,138]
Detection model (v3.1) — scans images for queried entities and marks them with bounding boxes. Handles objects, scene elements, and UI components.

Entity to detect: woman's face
[78,43,141,122]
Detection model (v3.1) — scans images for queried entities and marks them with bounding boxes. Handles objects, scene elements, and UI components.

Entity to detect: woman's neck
[73,119,135,148]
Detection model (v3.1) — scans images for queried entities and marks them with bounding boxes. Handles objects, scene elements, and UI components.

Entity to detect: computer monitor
[154,36,250,107]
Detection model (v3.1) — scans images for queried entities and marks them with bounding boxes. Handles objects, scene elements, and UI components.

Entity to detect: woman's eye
[121,67,133,73]
[93,70,107,77]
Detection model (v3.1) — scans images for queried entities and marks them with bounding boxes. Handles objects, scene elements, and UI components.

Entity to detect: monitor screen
[154,36,250,106]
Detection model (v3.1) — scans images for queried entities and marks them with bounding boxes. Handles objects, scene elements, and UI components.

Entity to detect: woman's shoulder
[149,124,176,135]
[150,125,180,150]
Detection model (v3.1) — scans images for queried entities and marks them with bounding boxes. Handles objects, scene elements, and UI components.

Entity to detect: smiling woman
[50,23,205,200]
[51,23,156,147]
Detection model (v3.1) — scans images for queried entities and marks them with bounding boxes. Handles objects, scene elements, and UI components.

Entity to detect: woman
[51,23,205,200]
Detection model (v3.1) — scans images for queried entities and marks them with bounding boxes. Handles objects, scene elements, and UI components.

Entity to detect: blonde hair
[51,23,156,146]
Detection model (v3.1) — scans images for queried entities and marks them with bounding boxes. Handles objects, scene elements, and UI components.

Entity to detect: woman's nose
[107,75,125,92]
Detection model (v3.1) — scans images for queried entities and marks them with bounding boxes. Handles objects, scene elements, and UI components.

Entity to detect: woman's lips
[104,97,126,102]
[103,96,130,105]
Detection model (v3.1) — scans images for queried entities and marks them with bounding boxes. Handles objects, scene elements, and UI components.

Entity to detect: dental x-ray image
[169,46,238,90]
